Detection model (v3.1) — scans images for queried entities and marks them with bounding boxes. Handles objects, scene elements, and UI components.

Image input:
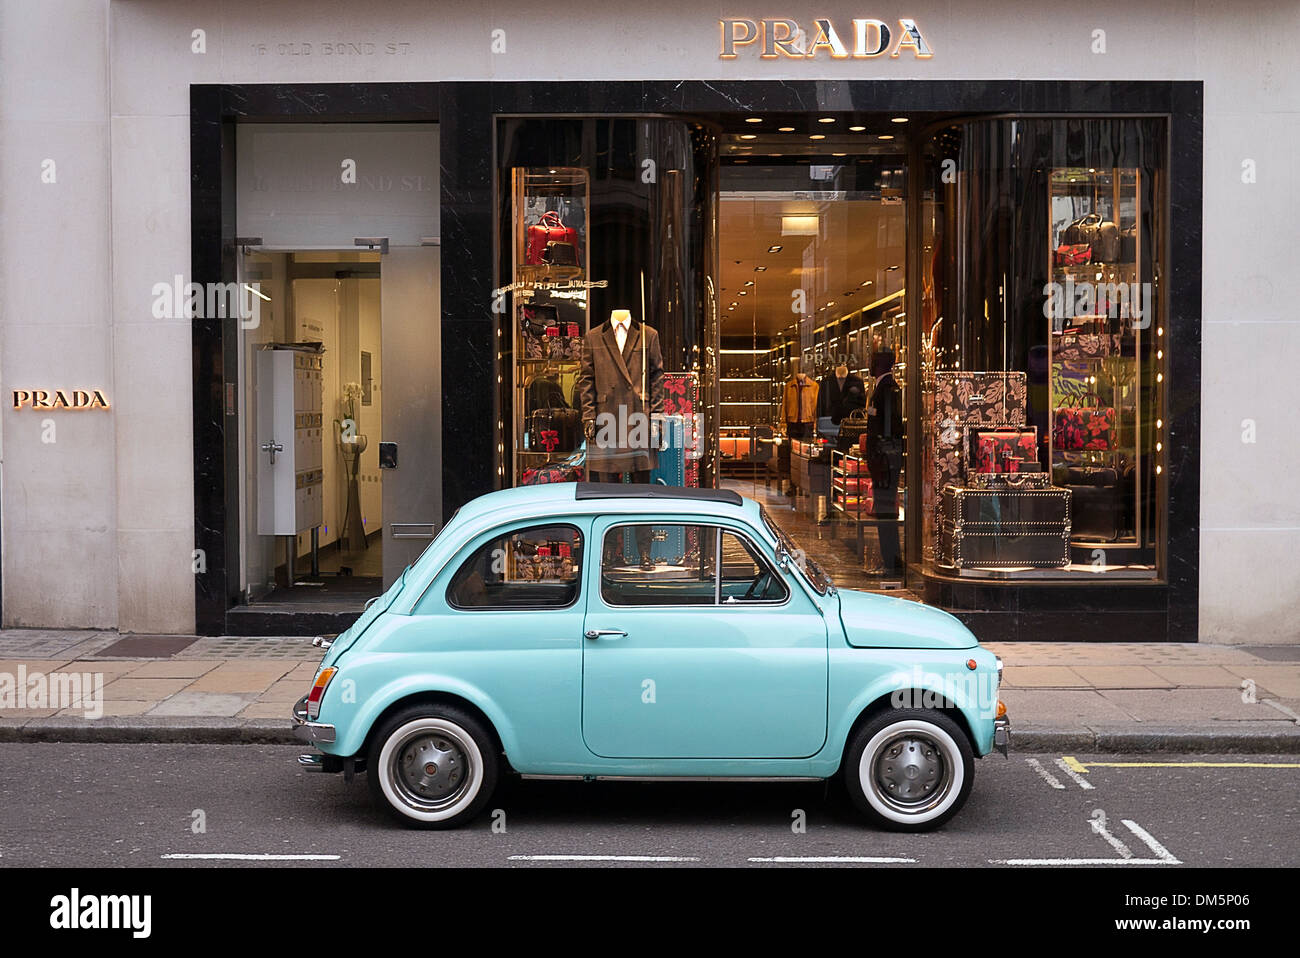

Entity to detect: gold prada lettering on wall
[719,18,932,59]
[11,389,111,411]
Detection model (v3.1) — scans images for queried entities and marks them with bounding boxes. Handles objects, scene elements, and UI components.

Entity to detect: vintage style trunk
[938,484,1072,569]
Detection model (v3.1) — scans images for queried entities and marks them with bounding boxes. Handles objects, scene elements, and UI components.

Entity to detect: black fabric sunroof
[573,482,743,506]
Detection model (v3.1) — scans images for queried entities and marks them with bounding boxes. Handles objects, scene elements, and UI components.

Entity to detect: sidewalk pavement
[0,629,1297,752]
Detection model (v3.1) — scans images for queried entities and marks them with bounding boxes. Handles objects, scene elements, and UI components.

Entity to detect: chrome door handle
[261,440,284,464]
[585,629,628,641]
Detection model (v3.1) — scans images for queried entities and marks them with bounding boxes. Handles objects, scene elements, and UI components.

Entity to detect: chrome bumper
[292,695,336,745]
[993,714,1011,757]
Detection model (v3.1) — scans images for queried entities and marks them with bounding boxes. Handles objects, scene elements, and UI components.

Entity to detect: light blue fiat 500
[294,482,1010,831]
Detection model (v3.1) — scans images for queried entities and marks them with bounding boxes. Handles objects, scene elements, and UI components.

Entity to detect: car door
[581,516,828,759]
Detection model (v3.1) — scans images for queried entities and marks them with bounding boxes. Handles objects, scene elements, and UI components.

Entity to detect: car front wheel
[844,709,974,832]
[367,705,499,828]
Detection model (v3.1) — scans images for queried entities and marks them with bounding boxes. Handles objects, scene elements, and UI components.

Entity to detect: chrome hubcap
[392,730,471,810]
[872,733,948,811]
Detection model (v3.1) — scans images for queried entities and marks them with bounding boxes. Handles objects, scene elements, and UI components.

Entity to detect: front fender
[827,648,1000,765]
[318,664,520,761]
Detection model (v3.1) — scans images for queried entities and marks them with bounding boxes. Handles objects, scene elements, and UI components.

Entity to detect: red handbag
[1054,243,1092,267]
[973,426,1038,474]
[1053,392,1116,451]
[525,211,580,266]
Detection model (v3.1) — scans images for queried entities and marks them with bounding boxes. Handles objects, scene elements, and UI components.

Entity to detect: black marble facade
[190,80,1202,640]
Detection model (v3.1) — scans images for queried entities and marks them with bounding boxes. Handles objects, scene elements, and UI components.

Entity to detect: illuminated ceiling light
[740,134,757,140]
[878,134,895,140]
[818,117,835,124]
[778,126,796,132]
[730,301,739,307]
[743,280,754,286]
[860,280,872,286]
[781,214,819,236]
[886,265,900,271]
[826,301,836,307]
[739,290,748,295]
[767,245,783,253]
[745,117,763,123]
[849,125,866,132]
[891,116,909,124]
[809,134,825,140]
[833,152,847,157]
[754,266,767,272]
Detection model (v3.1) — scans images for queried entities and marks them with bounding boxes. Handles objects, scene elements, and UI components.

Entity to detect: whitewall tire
[844,709,974,832]
[367,706,499,828]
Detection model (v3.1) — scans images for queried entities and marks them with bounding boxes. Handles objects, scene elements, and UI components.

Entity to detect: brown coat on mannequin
[783,374,819,425]
[578,318,664,472]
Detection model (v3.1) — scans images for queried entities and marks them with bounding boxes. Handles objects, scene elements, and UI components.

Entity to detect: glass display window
[920,117,1167,579]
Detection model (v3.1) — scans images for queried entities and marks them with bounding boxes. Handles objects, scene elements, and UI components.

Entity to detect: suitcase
[932,371,1028,551]
[650,414,688,488]
[938,484,1071,569]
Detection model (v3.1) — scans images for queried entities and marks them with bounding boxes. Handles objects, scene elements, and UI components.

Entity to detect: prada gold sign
[11,389,111,410]
[719,18,933,59]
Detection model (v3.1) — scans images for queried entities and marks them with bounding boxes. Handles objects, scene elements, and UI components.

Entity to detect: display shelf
[509,166,591,486]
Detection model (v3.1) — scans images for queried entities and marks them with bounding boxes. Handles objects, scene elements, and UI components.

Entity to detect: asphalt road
[0,744,1295,868]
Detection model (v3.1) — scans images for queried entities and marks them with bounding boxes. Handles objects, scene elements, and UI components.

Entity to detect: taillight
[306,668,337,721]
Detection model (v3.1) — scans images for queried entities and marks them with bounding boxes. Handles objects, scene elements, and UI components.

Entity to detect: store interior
[237,249,385,608]
[713,115,913,592]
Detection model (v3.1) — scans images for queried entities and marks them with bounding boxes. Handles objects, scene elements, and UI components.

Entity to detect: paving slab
[1000,665,1088,688]
[999,688,1138,723]
[1069,665,1177,689]
[147,691,255,717]
[1097,688,1274,723]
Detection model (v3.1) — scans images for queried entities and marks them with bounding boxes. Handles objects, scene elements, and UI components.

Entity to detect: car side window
[719,530,789,604]
[447,524,583,610]
[600,524,786,606]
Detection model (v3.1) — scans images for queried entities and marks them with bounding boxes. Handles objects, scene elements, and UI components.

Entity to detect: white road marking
[1121,819,1181,864]
[1025,757,1066,789]
[989,817,1180,867]
[161,853,340,861]
[1090,818,1134,859]
[990,857,1179,866]
[748,856,917,864]
[508,855,701,862]
[1053,757,1096,790]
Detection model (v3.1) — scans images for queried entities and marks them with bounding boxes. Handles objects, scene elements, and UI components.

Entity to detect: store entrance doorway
[235,244,440,617]
[716,130,910,592]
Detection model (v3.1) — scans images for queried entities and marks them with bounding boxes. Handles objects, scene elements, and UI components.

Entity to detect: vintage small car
[293,482,1009,831]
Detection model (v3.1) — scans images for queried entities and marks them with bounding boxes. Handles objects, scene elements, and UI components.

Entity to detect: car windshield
[759,505,835,596]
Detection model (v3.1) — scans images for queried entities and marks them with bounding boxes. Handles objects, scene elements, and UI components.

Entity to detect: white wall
[1,0,1297,639]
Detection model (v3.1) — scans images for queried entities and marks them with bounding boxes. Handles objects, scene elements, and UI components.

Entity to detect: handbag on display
[1054,328,1120,363]
[971,426,1038,474]
[1054,243,1092,267]
[1053,391,1116,451]
[1062,213,1121,263]
[520,304,558,360]
[525,211,580,266]
[525,375,569,416]
[521,444,586,485]
[528,406,581,455]
[1055,466,1122,541]
[837,407,870,451]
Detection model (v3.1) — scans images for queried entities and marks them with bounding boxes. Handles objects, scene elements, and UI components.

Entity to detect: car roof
[456,482,759,523]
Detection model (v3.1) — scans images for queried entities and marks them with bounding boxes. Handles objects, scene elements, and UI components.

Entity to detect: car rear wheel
[367,705,499,828]
[844,709,974,832]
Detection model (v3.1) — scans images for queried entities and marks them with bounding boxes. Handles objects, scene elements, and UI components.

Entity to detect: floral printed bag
[1053,392,1116,451]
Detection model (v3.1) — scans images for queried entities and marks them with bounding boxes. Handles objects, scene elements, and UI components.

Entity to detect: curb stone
[2,719,1299,752]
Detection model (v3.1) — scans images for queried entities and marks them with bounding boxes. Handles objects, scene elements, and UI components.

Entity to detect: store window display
[782,365,819,439]
[920,116,1167,579]
[578,308,665,483]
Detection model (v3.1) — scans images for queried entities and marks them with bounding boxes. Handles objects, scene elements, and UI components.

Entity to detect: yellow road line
[1063,756,1300,771]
